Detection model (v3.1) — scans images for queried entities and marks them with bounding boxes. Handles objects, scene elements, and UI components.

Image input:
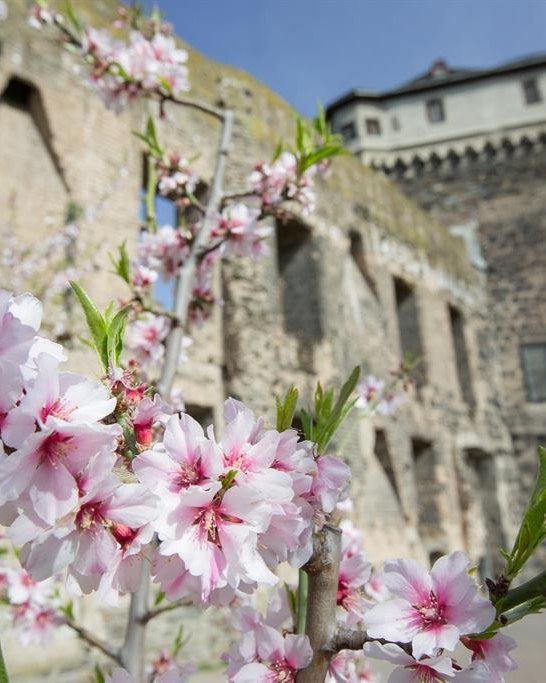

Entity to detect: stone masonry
[0,1,526,679]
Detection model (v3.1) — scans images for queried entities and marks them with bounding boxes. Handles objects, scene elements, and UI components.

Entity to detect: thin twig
[64,619,123,665]
[220,190,257,207]
[160,94,225,121]
[156,110,234,398]
[139,599,191,624]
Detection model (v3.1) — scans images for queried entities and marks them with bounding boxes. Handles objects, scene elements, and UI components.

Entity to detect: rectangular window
[426,98,445,123]
[349,230,376,294]
[412,438,442,533]
[394,277,426,387]
[366,118,381,136]
[276,219,322,370]
[522,78,542,105]
[391,115,401,132]
[375,429,400,503]
[521,343,546,402]
[339,121,357,142]
[449,305,475,411]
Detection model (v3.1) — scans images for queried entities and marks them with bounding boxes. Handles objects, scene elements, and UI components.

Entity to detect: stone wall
[399,146,546,517]
[0,0,523,679]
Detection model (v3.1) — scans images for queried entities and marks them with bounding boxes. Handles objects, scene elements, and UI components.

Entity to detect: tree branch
[0,639,9,683]
[156,109,234,398]
[64,618,122,665]
[296,524,342,683]
[119,561,151,677]
[139,599,191,624]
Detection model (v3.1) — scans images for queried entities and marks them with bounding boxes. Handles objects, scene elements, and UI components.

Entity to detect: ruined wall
[399,145,546,514]
[0,0,523,679]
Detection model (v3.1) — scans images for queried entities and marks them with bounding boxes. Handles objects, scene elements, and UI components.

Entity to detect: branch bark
[64,619,122,665]
[156,109,234,398]
[296,524,342,683]
[139,599,191,624]
[119,561,151,677]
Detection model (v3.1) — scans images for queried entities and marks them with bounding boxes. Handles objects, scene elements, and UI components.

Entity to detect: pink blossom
[137,225,189,279]
[132,264,158,289]
[230,625,312,683]
[364,641,455,682]
[132,394,171,446]
[12,603,62,645]
[363,552,495,659]
[337,529,372,626]
[135,412,223,496]
[126,313,170,365]
[328,651,379,683]
[356,375,403,416]
[461,633,517,678]
[28,3,54,29]
[0,419,121,525]
[155,480,276,600]
[309,454,351,514]
[212,203,271,258]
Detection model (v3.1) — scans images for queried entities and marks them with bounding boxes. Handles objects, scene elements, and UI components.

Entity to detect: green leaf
[299,409,313,442]
[505,446,546,579]
[315,367,360,453]
[110,241,131,285]
[106,305,130,369]
[94,665,106,683]
[70,282,108,372]
[299,145,346,173]
[63,0,83,36]
[276,386,299,431]
[154,591,165,606]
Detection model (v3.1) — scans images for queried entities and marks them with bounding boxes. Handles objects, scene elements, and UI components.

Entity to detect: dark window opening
[449,305,475,411]
[429,550,444,566]
[521,343,546,402]
[391,116,400,132]
[1,78,33,109]
[185,404,214,431]
[375,429,400,503]
[465,449,505,577]
[523,78,542,105]
[339,121,357,142]
[276,219,323,370]
[366,118,381,136]
[394,277,426,387]
[426,98,445,123]
[412,438,443,538]
[349,230,376,295]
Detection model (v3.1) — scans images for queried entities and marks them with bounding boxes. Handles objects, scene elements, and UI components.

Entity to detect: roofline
[326,53,546,116]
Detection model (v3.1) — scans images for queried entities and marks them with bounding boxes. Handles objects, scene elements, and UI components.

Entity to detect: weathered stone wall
[399,147,546,516]
[0,0,523,679]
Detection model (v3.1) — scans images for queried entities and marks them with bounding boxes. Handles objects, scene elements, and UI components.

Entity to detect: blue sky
[154,0,546,116]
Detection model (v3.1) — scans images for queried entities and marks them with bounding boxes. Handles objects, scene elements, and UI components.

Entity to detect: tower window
[449,305,475,411]
[522,78,542,105]
[366,118,381,136]
[426,98,445,123]
[521,343,546,402]
[394,277,426,387]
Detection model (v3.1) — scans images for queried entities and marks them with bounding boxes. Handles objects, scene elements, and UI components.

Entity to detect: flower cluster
[82,28,190,111]
[0,566,62,646]
[362,552,514,681]
[0,291,162,600]
[157,154,199,202]
[248,152,317,216]
[29,4,189,112]
[224,590,312,682]
[355,375,405,417]
[211,203,271,259]
[136,398,350,604]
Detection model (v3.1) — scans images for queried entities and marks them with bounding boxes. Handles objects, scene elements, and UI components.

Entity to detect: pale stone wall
[0,0,522,679]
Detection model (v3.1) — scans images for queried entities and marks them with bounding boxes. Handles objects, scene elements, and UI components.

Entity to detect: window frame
[522,78,542,105]
[520,343,546,403]
[339,121,357,142]
[426,97,445,124]
[365,118,382,136]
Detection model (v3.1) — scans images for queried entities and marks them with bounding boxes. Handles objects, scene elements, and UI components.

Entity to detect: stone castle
[0,0,541,679]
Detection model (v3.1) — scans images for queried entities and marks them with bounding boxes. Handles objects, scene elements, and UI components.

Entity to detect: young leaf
[505,446,546,579]
[106,305,131,369]
[70,282,108,371]
[110,241,131,285]
[276,386,299,431]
